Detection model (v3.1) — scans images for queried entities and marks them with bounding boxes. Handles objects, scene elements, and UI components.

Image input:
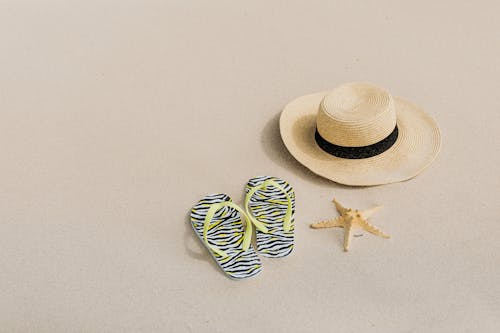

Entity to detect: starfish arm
[310,216,344,229]
[360,205,383,219]
[332,198,348,214]
[343,221,353,251]
[358,220,390,238]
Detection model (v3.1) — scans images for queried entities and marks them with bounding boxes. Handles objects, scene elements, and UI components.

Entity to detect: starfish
[310,198,390,251]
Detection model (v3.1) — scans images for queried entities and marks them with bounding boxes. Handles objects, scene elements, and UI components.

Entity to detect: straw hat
[279,82,441,186]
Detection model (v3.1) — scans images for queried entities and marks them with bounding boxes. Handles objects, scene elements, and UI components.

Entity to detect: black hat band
[314,126,399,159]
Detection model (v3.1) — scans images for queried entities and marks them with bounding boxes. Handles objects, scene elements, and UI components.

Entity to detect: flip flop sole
[190,193,262,279]
[245,176,295,258]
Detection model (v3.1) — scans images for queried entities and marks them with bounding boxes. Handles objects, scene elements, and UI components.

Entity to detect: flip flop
[244,176,295,257]
[190,193,262,279]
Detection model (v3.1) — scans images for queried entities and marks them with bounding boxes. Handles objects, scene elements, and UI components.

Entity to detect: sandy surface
[1,1,499,332]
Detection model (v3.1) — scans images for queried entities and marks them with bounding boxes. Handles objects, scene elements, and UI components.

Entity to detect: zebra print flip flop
[190,193,262,279]
[244,176,295,258]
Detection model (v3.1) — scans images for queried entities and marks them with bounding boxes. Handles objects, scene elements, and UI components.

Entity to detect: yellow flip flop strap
[203,201,253,258]
[244,179,293,233]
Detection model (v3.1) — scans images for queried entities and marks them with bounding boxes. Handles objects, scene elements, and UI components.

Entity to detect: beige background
[1,1,499,332]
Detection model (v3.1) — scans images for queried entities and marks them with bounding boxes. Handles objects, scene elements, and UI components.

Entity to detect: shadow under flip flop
[183,211,221,274]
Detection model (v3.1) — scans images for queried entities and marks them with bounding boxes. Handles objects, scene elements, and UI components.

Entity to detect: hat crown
[317,82,397,147]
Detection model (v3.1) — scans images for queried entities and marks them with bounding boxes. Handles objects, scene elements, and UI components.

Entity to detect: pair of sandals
[190,176,295,279]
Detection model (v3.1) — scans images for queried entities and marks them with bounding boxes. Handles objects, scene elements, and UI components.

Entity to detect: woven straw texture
[280,86,441,186]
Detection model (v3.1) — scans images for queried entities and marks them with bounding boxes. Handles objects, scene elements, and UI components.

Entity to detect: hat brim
[279,91,441,186]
